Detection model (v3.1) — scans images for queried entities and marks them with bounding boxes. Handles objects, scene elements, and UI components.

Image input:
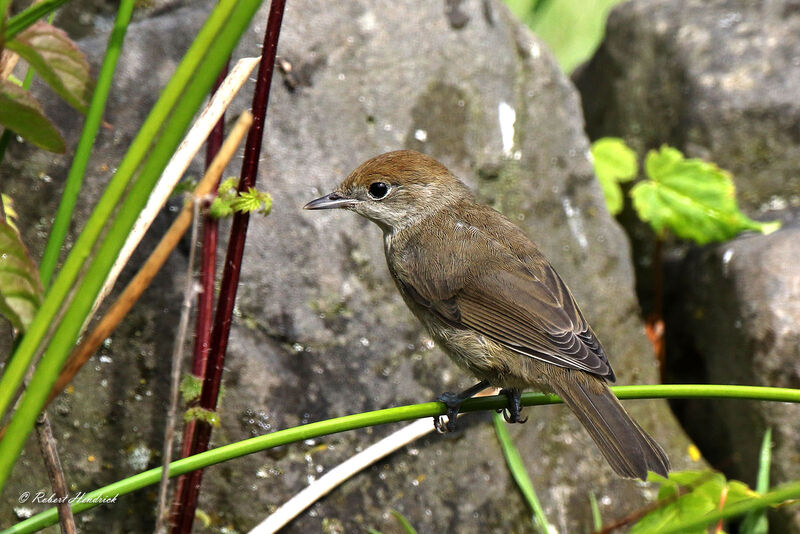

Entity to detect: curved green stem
[4,384,800,533]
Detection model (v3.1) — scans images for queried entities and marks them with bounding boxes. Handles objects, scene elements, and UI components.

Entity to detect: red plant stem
[168,61,228,526]
[170,2,286,532]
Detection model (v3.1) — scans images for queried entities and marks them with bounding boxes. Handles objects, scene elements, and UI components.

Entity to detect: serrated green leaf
[230,187,272,215]
[258,190,273,216]
[591,137,638,215]
[179,374,203,403]
[6,21,93,114]
[184,407,220,427]
[0,219,44,332]
[218,177,239,194]
[0,79,66,152]
[633,469,763,534]
[208,196,234,219]
[631,146,780,244]
[229,187,260,213]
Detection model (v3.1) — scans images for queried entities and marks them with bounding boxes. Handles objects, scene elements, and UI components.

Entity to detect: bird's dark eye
[368,181,390,199]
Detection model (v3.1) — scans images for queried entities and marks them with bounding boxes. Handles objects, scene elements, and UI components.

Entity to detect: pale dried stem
[89,56,260,323]
[43,111,254,410]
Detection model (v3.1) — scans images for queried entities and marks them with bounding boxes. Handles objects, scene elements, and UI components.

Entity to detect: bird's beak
[303,191,358,210]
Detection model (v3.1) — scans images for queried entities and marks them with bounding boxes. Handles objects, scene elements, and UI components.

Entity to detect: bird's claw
[500,408,529,424]
[498,388,527,424]
[434,391,463,433]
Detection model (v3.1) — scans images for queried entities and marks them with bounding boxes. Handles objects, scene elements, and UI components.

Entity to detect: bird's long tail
[549,369,670,480]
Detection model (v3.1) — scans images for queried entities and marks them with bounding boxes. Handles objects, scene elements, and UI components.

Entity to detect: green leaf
[208,196,235,219]
[3,0,72,41]
[740,429,772,534]
[184,407,220,427]
[229,187,272,215]
[179,374,203,403]
[631,145,780,244]
[632,470,761,534]
[0,79,66,152]
[591,137,638,215]
[6,21,93,114]
[1,194,19,233]
[0,219,44,332]
[589,491,602,530]
[493,412,553,533]
[390,510,418,534]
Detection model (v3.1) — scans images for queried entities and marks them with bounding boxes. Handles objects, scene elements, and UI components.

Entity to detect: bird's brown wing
[395,234,614,380]
[455,265,614,380]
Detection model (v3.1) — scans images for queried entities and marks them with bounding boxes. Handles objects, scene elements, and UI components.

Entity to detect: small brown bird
[305,150,669,479]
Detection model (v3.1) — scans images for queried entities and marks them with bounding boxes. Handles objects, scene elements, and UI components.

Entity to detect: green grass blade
[0,0,264,492]
[493,412,552,533]
[390,510,418,534]
[4,384,800,533]
[2,0,71,40]
[589,491,602,530]
[740,428,772,534]
[0,0,245,423]
[38,0,135,287]
[755,428,772,493]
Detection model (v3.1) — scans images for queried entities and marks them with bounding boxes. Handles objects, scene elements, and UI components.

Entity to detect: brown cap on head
[304,150,470,220]
[341,150,454,190]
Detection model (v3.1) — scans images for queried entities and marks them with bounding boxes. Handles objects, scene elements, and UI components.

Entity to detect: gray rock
[665,209,800,533]
[575,0,800,213]
[577,3,800,530]
[1,1,693,532]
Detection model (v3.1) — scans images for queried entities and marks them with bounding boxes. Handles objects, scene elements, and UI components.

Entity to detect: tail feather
[550,372,670,480]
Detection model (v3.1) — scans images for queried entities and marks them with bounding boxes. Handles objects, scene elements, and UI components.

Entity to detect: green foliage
[5,21,94,113]
[0,0,265,493]
[1,193,19,232]
[591,137,637,215]
[588,491,602,530]
[184,407,221,427]
[631,146,779,244]
[0,79,65,152]
[389,510,418,534]
[11,385,800,533]
[493,412,553,533]
[209,177,272,218]
[0,216,43,332]
[369,510,418,534]
[504,0,627,73]
[740,428,772,534]
[230,186,273,215]
[2,0,72,41]
[591,139,780,245]
[172,177,199,197]
[180,374,203,403]
[632,470,759,533]
[1,19,92,153]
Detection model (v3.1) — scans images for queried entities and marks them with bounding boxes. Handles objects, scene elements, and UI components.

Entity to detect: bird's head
[304,150,471,232]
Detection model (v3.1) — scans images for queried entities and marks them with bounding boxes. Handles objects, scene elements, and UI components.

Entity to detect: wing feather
[394,216,614,380]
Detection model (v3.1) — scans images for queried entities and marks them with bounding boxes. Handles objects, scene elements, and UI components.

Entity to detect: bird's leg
[498,388,528,424]
[434,380,491,433]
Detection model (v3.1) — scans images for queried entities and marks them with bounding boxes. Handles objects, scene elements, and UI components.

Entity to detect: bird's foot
[498,388,528,424]
[434,391,462,433]
[433,380,490,433]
